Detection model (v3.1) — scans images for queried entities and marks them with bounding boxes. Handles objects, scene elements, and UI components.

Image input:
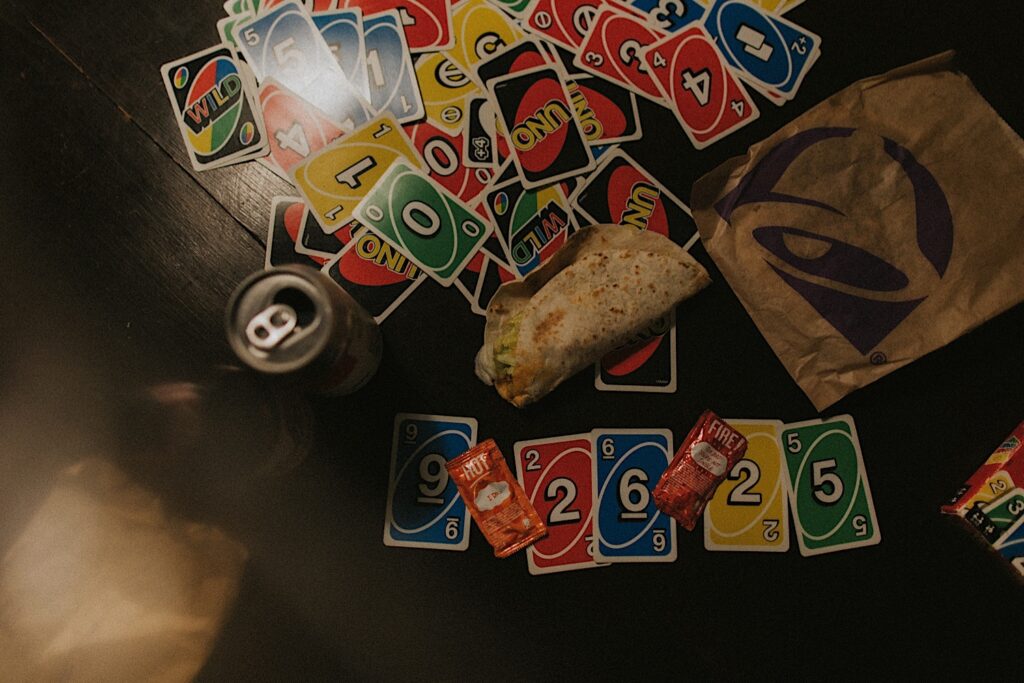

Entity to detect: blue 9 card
[591,429,677,562]
[703,0,821,102]
[383,413,477,550]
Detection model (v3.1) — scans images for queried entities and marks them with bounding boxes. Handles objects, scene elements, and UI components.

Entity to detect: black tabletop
[2,0,1022,679]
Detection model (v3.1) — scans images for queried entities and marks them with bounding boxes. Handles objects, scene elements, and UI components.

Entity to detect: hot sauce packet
[446,439,547,557]
[653,411,749,531]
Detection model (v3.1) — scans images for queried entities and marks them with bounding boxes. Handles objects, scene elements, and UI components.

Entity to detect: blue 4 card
[383,413,477,550]
[362,11,425,124]
[312,8,372,103]
[703,0,821,103]
[627,0,705,34]
[235,1,372,130]
[591,429,677,563]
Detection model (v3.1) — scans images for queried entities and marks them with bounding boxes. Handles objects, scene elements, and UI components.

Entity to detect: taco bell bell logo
[715,127,954,355]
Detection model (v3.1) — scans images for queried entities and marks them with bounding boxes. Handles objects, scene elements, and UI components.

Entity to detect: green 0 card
[353,159,493,287]
[781,415,881,557]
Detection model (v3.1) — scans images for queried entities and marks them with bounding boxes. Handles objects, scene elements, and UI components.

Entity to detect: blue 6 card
[363,11,425,124]
[591,429,677,562]
[312,8,372,102]
[383,413,477,550]
[703,0,821,102]
[235,1,372,130]
[627,0,704,34]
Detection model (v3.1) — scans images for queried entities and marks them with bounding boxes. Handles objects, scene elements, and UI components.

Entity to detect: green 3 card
[781,415,881,556]
[353,159,493,287]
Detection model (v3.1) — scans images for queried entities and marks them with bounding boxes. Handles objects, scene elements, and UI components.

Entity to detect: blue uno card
[704,0,821,101]
[628,0,704,34]
[312,9,372,102]
[994,513,1024,577]
[235,1,371,129]
[383,413,477,550]
[363,11,425,124]
[591,429,677,562]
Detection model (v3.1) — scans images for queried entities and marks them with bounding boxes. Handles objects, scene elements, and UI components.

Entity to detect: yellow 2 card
[414,52,482,133]
[444,0,525,85]
[291,113,423,233]
[704,419,790,552]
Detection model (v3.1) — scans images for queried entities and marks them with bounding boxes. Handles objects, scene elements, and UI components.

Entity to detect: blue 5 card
[591,429,677,562]
[235,1,372,130]
[383,413,477,550]
[627,0,704,33]
[312,8,372,102]
[362,11,425,124]
[703,0,821,102]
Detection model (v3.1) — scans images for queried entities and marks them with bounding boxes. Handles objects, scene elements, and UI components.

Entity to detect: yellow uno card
[704,419,790,552]
[444,0,525,84]
[291,113,423,233]
[414,52,482,132]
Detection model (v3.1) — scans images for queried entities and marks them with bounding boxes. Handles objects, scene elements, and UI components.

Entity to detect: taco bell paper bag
[691,52,1024,411]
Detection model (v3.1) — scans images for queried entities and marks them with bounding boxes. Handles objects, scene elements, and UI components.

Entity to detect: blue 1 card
[362,11,425,124]
[235,1,372,130]
[703,0,821,102]
[383,413,476,550]
[312,8,372,103]
[591,429,677,563]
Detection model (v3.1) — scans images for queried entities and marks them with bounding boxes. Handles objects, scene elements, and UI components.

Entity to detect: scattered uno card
[524,0,604,51]
[994,513,1024,577]
[265,196,328,268]
[574,6,666,103]
[235,1,371,130]
[353,159,494,287]
[781,415,881,557]
[591,429,677,563]
[965,487,1024,543]
[514,435,605,574]
[474,253,518,313]
[257,79,345,179]
[464,95,499,167]
[566,75,642,146]
[414,52,481,131]
[642,25,760,149]
[362,11,425,123]
[703,0,821,102]
[323,227,426,322]
[704,419,790,552]
[338,0,453,52]
[383,413,476,550]
[595,312,676,392]
[311,8,371,101]
[626,0,704,33]
[475,37,555,87]
[161,45,269,171]
[292,113,422,232]
[489,66,594,189]
[484,162,573,277]
[445,0,526,81]
[405,120,493,204]
[296,206,349,257]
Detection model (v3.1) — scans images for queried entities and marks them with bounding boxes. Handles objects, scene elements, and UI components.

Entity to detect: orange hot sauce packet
[446,439,547,558]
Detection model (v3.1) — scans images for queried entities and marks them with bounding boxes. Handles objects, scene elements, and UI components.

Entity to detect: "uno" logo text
[510,100,573,152]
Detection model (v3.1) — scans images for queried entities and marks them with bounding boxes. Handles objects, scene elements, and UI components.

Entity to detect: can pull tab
[246,304,298,350]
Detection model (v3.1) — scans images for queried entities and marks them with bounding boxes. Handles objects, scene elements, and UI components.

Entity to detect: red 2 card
[574,6,665,103]
[337,0,453,51]
[514,435,605,575]
[258,79,346,179]
[642,25,759,149]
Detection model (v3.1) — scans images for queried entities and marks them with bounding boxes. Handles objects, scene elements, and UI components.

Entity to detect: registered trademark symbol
[870,351,887,365]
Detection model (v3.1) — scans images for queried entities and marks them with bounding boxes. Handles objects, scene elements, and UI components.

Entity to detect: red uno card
[258,79,346,179]
[514,435,605,574]
[337,0,453,51]
[405,120,494,204]
[642,25,759,149]
[525,0,604,51]
[574,7,665,103]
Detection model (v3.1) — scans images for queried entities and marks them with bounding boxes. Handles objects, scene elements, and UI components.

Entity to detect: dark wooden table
[2,0,1022,679]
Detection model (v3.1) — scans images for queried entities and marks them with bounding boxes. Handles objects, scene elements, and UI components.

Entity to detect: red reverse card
[574,6,665,103]
[642,25,760,149]
[515,435,605,575]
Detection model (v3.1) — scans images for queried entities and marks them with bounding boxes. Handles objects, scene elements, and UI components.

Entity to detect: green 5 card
[781,415,881,556]
[353,160,493,287]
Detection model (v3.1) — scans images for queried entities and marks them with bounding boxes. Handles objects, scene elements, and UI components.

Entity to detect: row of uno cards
[160,0,821,393]
[383,412,880,574]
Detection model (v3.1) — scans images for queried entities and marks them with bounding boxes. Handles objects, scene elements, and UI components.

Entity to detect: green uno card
[981,487,1024,534]
[353,160,493,287]
[781,415,881,556]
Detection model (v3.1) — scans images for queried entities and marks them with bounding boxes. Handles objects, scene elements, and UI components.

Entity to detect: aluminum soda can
[226,265,382,395]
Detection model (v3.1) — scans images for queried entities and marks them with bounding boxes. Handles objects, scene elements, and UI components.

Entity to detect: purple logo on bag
[715,127,953,355]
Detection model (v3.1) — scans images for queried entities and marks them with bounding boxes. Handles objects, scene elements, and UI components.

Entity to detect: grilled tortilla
[475,224,711,407]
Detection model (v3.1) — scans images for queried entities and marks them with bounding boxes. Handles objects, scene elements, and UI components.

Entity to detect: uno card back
[265,196,328,268]
[383,413,476,550]
[592,429,677,563]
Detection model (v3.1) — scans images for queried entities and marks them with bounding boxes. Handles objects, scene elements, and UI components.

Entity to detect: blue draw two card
[592,429,677,563]
[383,413,476,550]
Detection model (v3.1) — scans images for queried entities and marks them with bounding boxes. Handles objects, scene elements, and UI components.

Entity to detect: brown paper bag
[692,52,1024,410]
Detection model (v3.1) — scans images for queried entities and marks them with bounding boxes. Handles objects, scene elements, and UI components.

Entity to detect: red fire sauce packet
[446,439,547,557]
[653,411,749,531]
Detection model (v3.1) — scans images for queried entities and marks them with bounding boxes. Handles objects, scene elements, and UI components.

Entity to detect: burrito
[475,224,711,407]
